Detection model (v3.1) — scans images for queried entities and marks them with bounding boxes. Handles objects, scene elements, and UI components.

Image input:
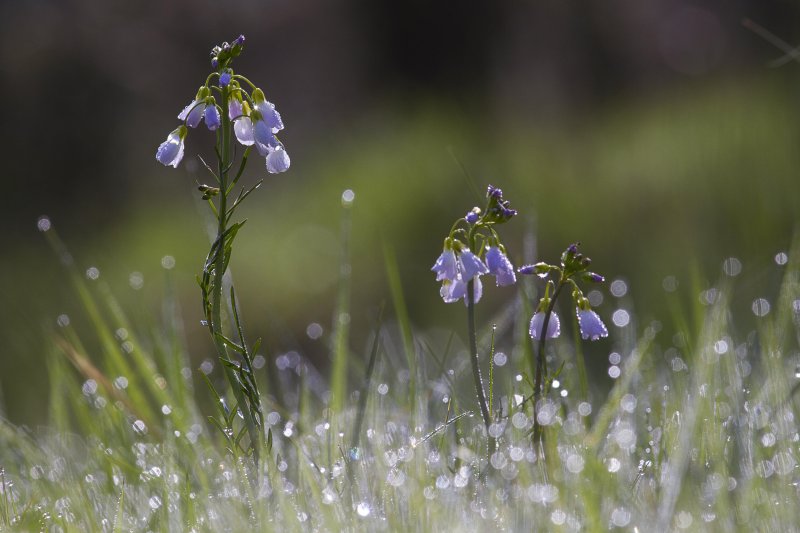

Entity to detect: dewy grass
[1,36,800,531]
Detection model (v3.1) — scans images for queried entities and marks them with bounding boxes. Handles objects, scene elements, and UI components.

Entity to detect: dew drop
[86,267,100,280]
[752,298,770,317]
[775,252,788,265]
[341,189,355,206]
[37,216,51,232]
[377,383,389,395]
[356,502,371,517]
[161,255,176,269]
[129,271,144,290]
[306,323,323,340]
[612,310,630,327]
[722,257,742,277]
[610,279,628,297]
[493,351,507,367]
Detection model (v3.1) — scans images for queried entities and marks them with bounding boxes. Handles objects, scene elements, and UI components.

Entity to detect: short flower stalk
[518,243,608,441]
[155,35,289,464]
[432,186,518,458]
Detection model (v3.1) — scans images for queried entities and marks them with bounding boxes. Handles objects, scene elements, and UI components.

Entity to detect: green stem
[532,277,565,442]
[210,84,261,462]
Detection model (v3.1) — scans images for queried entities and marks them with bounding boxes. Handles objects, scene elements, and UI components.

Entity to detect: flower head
[529,311,560,340]
[156,126,187,168]
[485,246,516,287]
[219,71,232,87]
[576,308,608,341]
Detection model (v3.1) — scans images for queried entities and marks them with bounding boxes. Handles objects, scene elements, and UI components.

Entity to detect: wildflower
[178,87,211,128]
[253,112,280,154]
[219,71,232,87]
[229,98,255,146]
[432,247,458,282]
[576,308,608,341]
[204,101,221,131]
[465,208,480,224]
[529,311,560,340]
[266,147,291,174]
[252,88,284,133]
[155,126,187,168]
[447,276,483,305]
[458,250,489,280]
[485,246,516,286]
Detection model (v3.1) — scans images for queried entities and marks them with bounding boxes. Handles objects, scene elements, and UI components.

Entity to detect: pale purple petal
[204,105,220,131]
[577,309,608,341]
[440,280,460,303]
[529,311,560,340]
[256,100,284,133]
[432,249,458,281]
[254,119,278,154]
[462,276,483,305]
[155,128,185,168]
[179,98,206,128]
[234,117,255,146]
[459,251,489,280]
[486,246,516,287]
[266,148,290,173]
[228,99,244,120]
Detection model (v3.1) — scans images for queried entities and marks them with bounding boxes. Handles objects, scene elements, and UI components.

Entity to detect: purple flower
[253,115,280,155]
[485,246,516,287]
[219,71,232,87]
[233,34,245,47]
[487,185,502,198]
[445,276,482,305]
[252,88,284,133]
[529,311,560,340]
[266,147,290,173]
[156,126,187,168]
[204,103,221,131]
[458,250,489,280]
[577,308,608,341]
[465,210,479,224]
[432,249,458,282]
[229,99,255,146]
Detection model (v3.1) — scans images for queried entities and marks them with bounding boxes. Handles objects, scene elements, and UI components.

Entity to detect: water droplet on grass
[161,255,175,269]
[493,352,507,366]
[356,502,371,517]
[612,310,630,327]
[722,257,742,276]
[610,279,628,297]
[752,298,770,317]
[775,252,788,265]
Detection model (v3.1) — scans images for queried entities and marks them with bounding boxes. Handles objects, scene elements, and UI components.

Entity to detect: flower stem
[532,277,564,442]
[467,279,496,459]
[210,84,261,463]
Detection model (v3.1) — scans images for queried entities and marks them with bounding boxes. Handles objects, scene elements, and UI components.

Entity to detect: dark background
[1,0,799,422]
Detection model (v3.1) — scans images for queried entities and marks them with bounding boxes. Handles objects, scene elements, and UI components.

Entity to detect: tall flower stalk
[519,243,607,441]
[156,35,290,462]
[432,186,517,457]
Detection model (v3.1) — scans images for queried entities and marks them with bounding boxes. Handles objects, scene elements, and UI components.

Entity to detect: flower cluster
[432,186,518,305]
[156,35,290,174]
[519,243,608,342]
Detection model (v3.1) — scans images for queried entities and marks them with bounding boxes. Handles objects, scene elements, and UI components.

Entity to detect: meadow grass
[0,217,798,532]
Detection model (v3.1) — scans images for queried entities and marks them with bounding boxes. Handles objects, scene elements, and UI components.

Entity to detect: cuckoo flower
[156,126,187,168]
[486,246,516,287]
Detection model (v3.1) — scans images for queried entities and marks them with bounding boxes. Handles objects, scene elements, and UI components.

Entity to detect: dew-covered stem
[532,277,564,441]
[467,279,496,458]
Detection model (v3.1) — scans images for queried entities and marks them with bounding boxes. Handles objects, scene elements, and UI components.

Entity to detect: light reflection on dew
[356,502,371,517]
[200,360,214,375]
[752,298,770,317]
[612,310,630,327]
[493,352,507,367]
[161,255,176,269]
[57,314,70,327]
[341,189,355,206]
[551,509,567,525]
[609,352,621,365]
[611,507,631,527]
[775,251,788,265]
[86,267,100,280]
[129,272,144,290]
[132,420,147,434]
[610,279,628,297]
[377,383,389,395]
[306,323,323,340]
[587,289,603,307]
[37,216,51,232]
[608,366,621,379]
[722,257,742,277]
[662,275,678,292]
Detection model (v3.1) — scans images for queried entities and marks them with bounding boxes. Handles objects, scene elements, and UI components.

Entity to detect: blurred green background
[1,0,799,423]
